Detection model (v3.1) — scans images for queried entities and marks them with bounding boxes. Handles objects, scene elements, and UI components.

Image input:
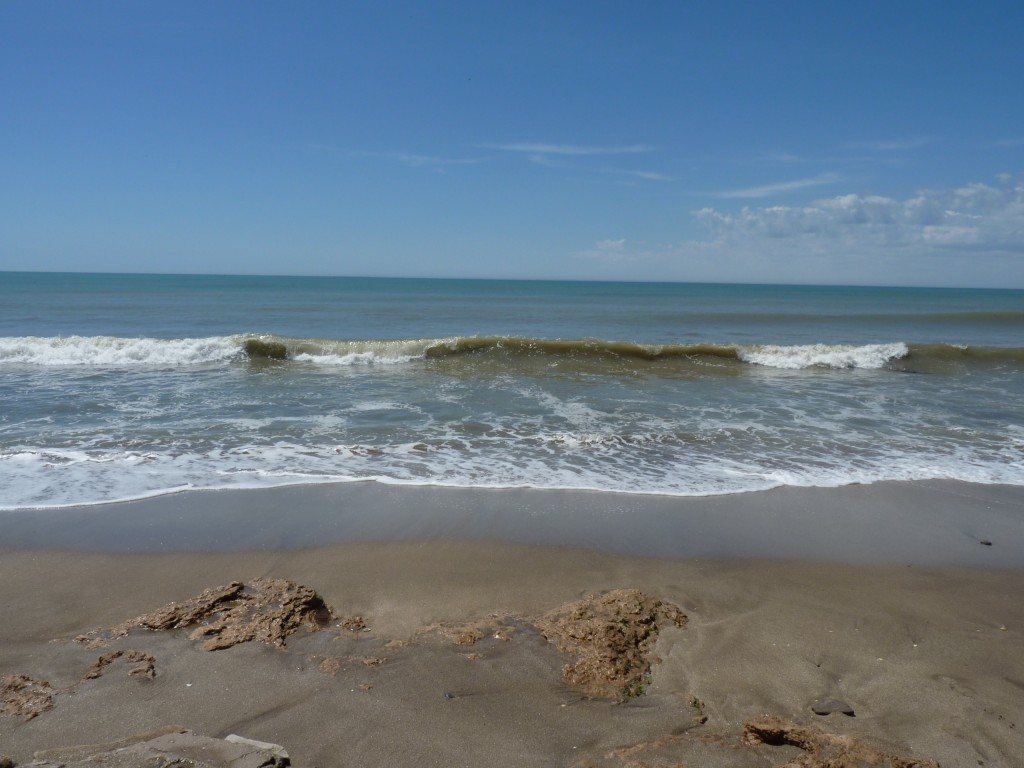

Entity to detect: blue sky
[2,1,1023,287]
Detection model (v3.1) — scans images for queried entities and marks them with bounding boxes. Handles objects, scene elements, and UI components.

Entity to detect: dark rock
[812,698,855,716]
[980,540,993,546]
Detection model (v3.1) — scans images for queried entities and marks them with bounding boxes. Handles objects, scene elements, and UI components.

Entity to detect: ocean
[1,271,1022,510]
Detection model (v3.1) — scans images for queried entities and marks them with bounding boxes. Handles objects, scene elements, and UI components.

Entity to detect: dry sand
[2,480,1023,767]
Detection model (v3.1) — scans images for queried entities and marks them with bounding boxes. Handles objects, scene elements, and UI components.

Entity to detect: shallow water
[2,272,1022,509]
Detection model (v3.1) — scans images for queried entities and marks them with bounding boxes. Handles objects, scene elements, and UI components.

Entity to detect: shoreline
[3,480,1023,766]
[2,479,1022,567]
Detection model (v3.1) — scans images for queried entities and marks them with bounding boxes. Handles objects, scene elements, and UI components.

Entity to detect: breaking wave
[737,343,908,369]
[3,334,1022,373]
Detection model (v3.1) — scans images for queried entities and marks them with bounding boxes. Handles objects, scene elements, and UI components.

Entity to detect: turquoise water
[2,271,1023,509]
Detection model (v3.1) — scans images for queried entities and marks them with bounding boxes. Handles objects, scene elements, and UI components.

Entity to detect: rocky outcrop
[743,715,940,768]
[30,727,290,768]
[531,588,687,700]
[84,649,156,680]
[78,578,333,651]
[1,675,56,721]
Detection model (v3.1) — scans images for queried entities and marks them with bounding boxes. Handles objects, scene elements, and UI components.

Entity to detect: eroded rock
[422,615,517,646]
[31,728,289,768]
[84,649,157,680]
[1,674,56,721]
[743,714,939,768]
[531,588,687,700]
[78,578,333,651]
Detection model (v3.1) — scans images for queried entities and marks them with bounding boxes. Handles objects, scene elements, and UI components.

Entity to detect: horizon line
[2,269,1021,292]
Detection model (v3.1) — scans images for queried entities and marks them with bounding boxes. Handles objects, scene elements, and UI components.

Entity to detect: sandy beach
[2,480,1023,767]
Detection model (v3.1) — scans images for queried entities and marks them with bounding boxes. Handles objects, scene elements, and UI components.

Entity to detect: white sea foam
[0,335,241,366]
[738,342,909,369]
[4,422,1022,510]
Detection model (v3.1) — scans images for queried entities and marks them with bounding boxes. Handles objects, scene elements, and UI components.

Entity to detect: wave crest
[0,335,240,366]
[4,335,1021,372]
[737,343,909,370]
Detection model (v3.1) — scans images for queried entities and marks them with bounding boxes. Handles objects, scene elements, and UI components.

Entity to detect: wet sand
[2,480,1023,766]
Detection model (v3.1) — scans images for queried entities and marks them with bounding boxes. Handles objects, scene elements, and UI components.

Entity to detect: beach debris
[1,674,57,721]
[354,655,387,666]
[340,615,369,632]
[980,540,993,546]
[688,694,709,724]
[531,588,687,701]
[243,338,289,361]
[84,649,156,680]
[318,656,343,675]
[3,654,158,721]
[601,730,730,762]
[422,614,517,646]
[742,714,939,767]
[811,697,855,716]
[30,727,290,768]
[422,590,686,699]
[225,733,290,762]
[77,578,334,651]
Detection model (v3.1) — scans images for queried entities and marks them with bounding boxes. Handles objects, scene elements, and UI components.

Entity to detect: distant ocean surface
[2,271,1023,510]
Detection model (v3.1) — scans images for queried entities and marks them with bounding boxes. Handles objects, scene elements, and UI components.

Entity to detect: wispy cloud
[714,173,841,199]
[992,137,1024,148]
[602,169,676,182]
[375,152,485,169]
[314,144,486,170]
[483,142,657,156]
[483,141,670,181]
[763,152,805,164]
[575,238,664,265]
[844,137,935,152]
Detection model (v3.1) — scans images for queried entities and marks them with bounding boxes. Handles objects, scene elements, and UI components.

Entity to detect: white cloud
[695,182,1024,252]
[575,238,662,266]
[714,173,841,199]
[484,143,656,156]
[577,180,1024,286]
[844,137,935,151]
